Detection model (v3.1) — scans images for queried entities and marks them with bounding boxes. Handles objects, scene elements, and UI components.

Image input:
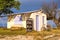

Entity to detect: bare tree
[42,1,58,20]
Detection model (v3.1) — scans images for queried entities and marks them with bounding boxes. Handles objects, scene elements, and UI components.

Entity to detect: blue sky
[0,0,60,27]
[11,0,60,13]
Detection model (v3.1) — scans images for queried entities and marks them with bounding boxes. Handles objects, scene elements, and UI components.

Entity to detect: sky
[0,0,60,27]
[11,0,60,13]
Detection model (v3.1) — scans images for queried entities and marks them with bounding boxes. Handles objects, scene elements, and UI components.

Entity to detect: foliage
[46,24,52,31]
[0,0,20,15]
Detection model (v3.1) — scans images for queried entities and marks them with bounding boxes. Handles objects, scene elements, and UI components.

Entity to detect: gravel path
[0,35,34,40]
[46,36,60,40]
[0,35,60,40]
[44,34,60,40]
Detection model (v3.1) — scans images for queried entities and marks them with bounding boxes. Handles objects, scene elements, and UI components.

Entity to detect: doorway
[36,15,39,31]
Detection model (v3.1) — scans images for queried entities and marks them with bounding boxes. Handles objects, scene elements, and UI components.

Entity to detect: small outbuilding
[7,10,47,31]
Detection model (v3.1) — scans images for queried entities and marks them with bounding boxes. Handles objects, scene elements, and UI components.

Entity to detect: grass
[0,27,60,40]
[0,27,60,37]
[0,28,27,35]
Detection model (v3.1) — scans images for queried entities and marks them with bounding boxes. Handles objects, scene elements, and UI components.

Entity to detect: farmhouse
[7,10,47,31]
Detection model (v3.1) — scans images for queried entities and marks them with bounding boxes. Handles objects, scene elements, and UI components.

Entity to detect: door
[26,18,33,32]
[36,15,39,31]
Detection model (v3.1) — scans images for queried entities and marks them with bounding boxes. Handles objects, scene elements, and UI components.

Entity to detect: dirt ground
[0,35,60,40]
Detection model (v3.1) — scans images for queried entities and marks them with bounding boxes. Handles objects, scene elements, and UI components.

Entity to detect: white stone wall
[7,15,23,29]
[7,19,14,29]
[7,11,47,31]
[22,21,26,28]
[30,12,47,31]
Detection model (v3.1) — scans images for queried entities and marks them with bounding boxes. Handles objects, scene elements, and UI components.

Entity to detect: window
[20,15,22,21]
[14,15,22,24]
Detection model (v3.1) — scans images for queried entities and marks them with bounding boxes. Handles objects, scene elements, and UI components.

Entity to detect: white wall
[7,19,14,29]
[41,14,47,29]
[7,15,23,29]
[7,11,47,31]
[30,12,47,31]
[22,21,26,28]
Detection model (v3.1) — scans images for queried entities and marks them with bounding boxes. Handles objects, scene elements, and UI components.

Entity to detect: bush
[41,27,46,31]
[46,25,52,31]
[57,24,60,29]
